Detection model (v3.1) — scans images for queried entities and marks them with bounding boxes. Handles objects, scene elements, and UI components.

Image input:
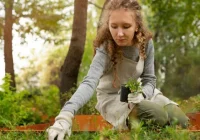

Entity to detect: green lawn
[1,127,199,140]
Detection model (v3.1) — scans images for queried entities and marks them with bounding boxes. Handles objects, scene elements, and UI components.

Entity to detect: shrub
[0,74,60,128]
[0,74,41,127]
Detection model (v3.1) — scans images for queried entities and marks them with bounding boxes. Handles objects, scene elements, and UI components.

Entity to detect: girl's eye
[111,26,117,29]
[123,25,131,29]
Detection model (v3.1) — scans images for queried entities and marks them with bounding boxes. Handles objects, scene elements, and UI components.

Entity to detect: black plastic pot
[120,84,131,103]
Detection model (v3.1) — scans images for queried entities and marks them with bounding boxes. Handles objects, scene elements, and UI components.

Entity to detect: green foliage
[0,74,41,127]
[99,129,119,140]
[195,95,200,111]
[69,132,99,140]
[25,85,61,118]
[125,79,142,93]
[73,125,200,140]
[134,126,193,140]
[142,0,200,99]
[16,45,68,90]
[0,0,73,44]
[0,74,60,127]
[36,46,68,87]
[1,125,200,139]
[0,131,46,140]
[179,94,200,113]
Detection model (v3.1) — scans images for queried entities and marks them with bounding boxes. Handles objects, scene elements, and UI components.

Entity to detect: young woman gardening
[48,0,189,139]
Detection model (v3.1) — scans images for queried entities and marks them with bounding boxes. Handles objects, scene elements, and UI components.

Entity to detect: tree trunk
[97,0,110,29]
[4,0,16,89]
[59,0,88,107]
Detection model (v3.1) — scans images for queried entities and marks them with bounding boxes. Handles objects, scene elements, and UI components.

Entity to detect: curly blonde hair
[93,0,152,87]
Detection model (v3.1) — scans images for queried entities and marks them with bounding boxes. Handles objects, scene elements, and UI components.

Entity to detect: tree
[142,0,200,99]
[1,0,71,89]
[59,0,88,106]
[15,0,104,93]
[96,0,109,29]
[4,0,15,88]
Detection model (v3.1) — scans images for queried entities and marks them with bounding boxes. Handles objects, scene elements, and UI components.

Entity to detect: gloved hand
[47,111,74,140]
[128,92,144,104]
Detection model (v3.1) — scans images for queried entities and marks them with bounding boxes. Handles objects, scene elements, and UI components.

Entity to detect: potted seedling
[120,79,142,103]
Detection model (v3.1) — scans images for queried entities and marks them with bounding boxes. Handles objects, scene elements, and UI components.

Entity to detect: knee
[136,100,168,126]
[164,104,189,128]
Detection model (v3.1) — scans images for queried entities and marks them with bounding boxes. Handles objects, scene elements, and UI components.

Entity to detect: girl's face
[109,8,137,47]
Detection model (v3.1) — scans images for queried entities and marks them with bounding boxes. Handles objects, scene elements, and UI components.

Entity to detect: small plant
[120,79,143,102]
[125,79,142,93]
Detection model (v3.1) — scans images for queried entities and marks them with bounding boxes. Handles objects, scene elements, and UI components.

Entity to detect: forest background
[0,0,200,129]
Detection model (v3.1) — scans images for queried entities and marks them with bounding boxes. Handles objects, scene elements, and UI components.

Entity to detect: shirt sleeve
[140,39,157,99]
[61,45,109,115]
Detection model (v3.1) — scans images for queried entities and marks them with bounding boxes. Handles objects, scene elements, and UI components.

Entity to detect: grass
[0,131,45,140]
[0,128,199,140]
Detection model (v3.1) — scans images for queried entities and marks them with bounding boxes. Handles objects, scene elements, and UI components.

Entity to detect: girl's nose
[117,28,124,37]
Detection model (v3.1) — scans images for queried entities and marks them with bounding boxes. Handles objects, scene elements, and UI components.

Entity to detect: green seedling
[125,79,142,93]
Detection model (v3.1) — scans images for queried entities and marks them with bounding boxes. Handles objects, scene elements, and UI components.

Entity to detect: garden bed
[0,115,112,132]
[0,113,199,132]
[187,112,200,131]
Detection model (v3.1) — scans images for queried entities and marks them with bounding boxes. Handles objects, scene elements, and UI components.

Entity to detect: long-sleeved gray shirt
[61,39,156,115]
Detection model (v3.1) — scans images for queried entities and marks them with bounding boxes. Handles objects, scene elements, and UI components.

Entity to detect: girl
[48,0,189,139]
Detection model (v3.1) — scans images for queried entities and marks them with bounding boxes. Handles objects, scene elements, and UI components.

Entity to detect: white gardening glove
[47,111,74,140]
[128,92,144,104]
